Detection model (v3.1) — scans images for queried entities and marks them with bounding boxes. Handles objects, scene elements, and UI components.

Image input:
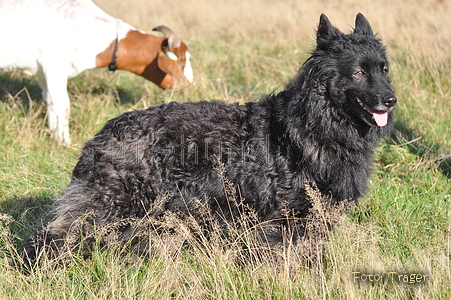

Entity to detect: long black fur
[20,13,396,266]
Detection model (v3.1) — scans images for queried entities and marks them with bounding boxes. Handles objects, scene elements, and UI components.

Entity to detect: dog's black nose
[384,95,397,108]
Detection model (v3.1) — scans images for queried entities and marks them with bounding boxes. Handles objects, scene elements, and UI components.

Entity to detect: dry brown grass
[95,0,450,52]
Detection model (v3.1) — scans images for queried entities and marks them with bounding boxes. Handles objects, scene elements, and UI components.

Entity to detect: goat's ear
[317,14,342,43]
[166,51,178,61]
[354,13,374,36]
[157,50,179,76]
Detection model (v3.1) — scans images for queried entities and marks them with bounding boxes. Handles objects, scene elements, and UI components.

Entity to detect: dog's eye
[355,71,364,76]
[382,68,388,75]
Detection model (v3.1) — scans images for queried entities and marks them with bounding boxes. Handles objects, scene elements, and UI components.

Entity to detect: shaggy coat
[20,13,396,265]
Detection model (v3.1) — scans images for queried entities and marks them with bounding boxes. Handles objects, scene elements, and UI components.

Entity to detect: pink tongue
[372,111,388,127]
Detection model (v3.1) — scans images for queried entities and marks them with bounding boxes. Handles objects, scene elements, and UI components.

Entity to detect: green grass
[1,0,451,299]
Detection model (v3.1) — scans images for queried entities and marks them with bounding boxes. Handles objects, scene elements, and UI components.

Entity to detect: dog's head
[314,13,396,127]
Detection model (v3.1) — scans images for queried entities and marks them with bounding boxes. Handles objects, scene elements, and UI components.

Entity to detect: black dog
[20,13,396,265]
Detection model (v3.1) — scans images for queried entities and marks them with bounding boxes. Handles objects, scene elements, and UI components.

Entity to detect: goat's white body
[0,0,135,143]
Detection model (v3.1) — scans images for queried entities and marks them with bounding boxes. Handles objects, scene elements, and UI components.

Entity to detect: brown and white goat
[0,0,193,144]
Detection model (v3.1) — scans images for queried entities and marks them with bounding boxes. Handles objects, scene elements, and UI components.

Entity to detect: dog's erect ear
[354,13,374,36]
[317,14,342,43]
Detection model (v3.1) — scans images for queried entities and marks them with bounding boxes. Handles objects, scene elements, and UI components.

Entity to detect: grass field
[1,0,450,299]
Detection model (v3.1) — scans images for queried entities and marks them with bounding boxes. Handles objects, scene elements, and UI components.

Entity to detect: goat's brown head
[96,25,193,89]
[148,25,193,89]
